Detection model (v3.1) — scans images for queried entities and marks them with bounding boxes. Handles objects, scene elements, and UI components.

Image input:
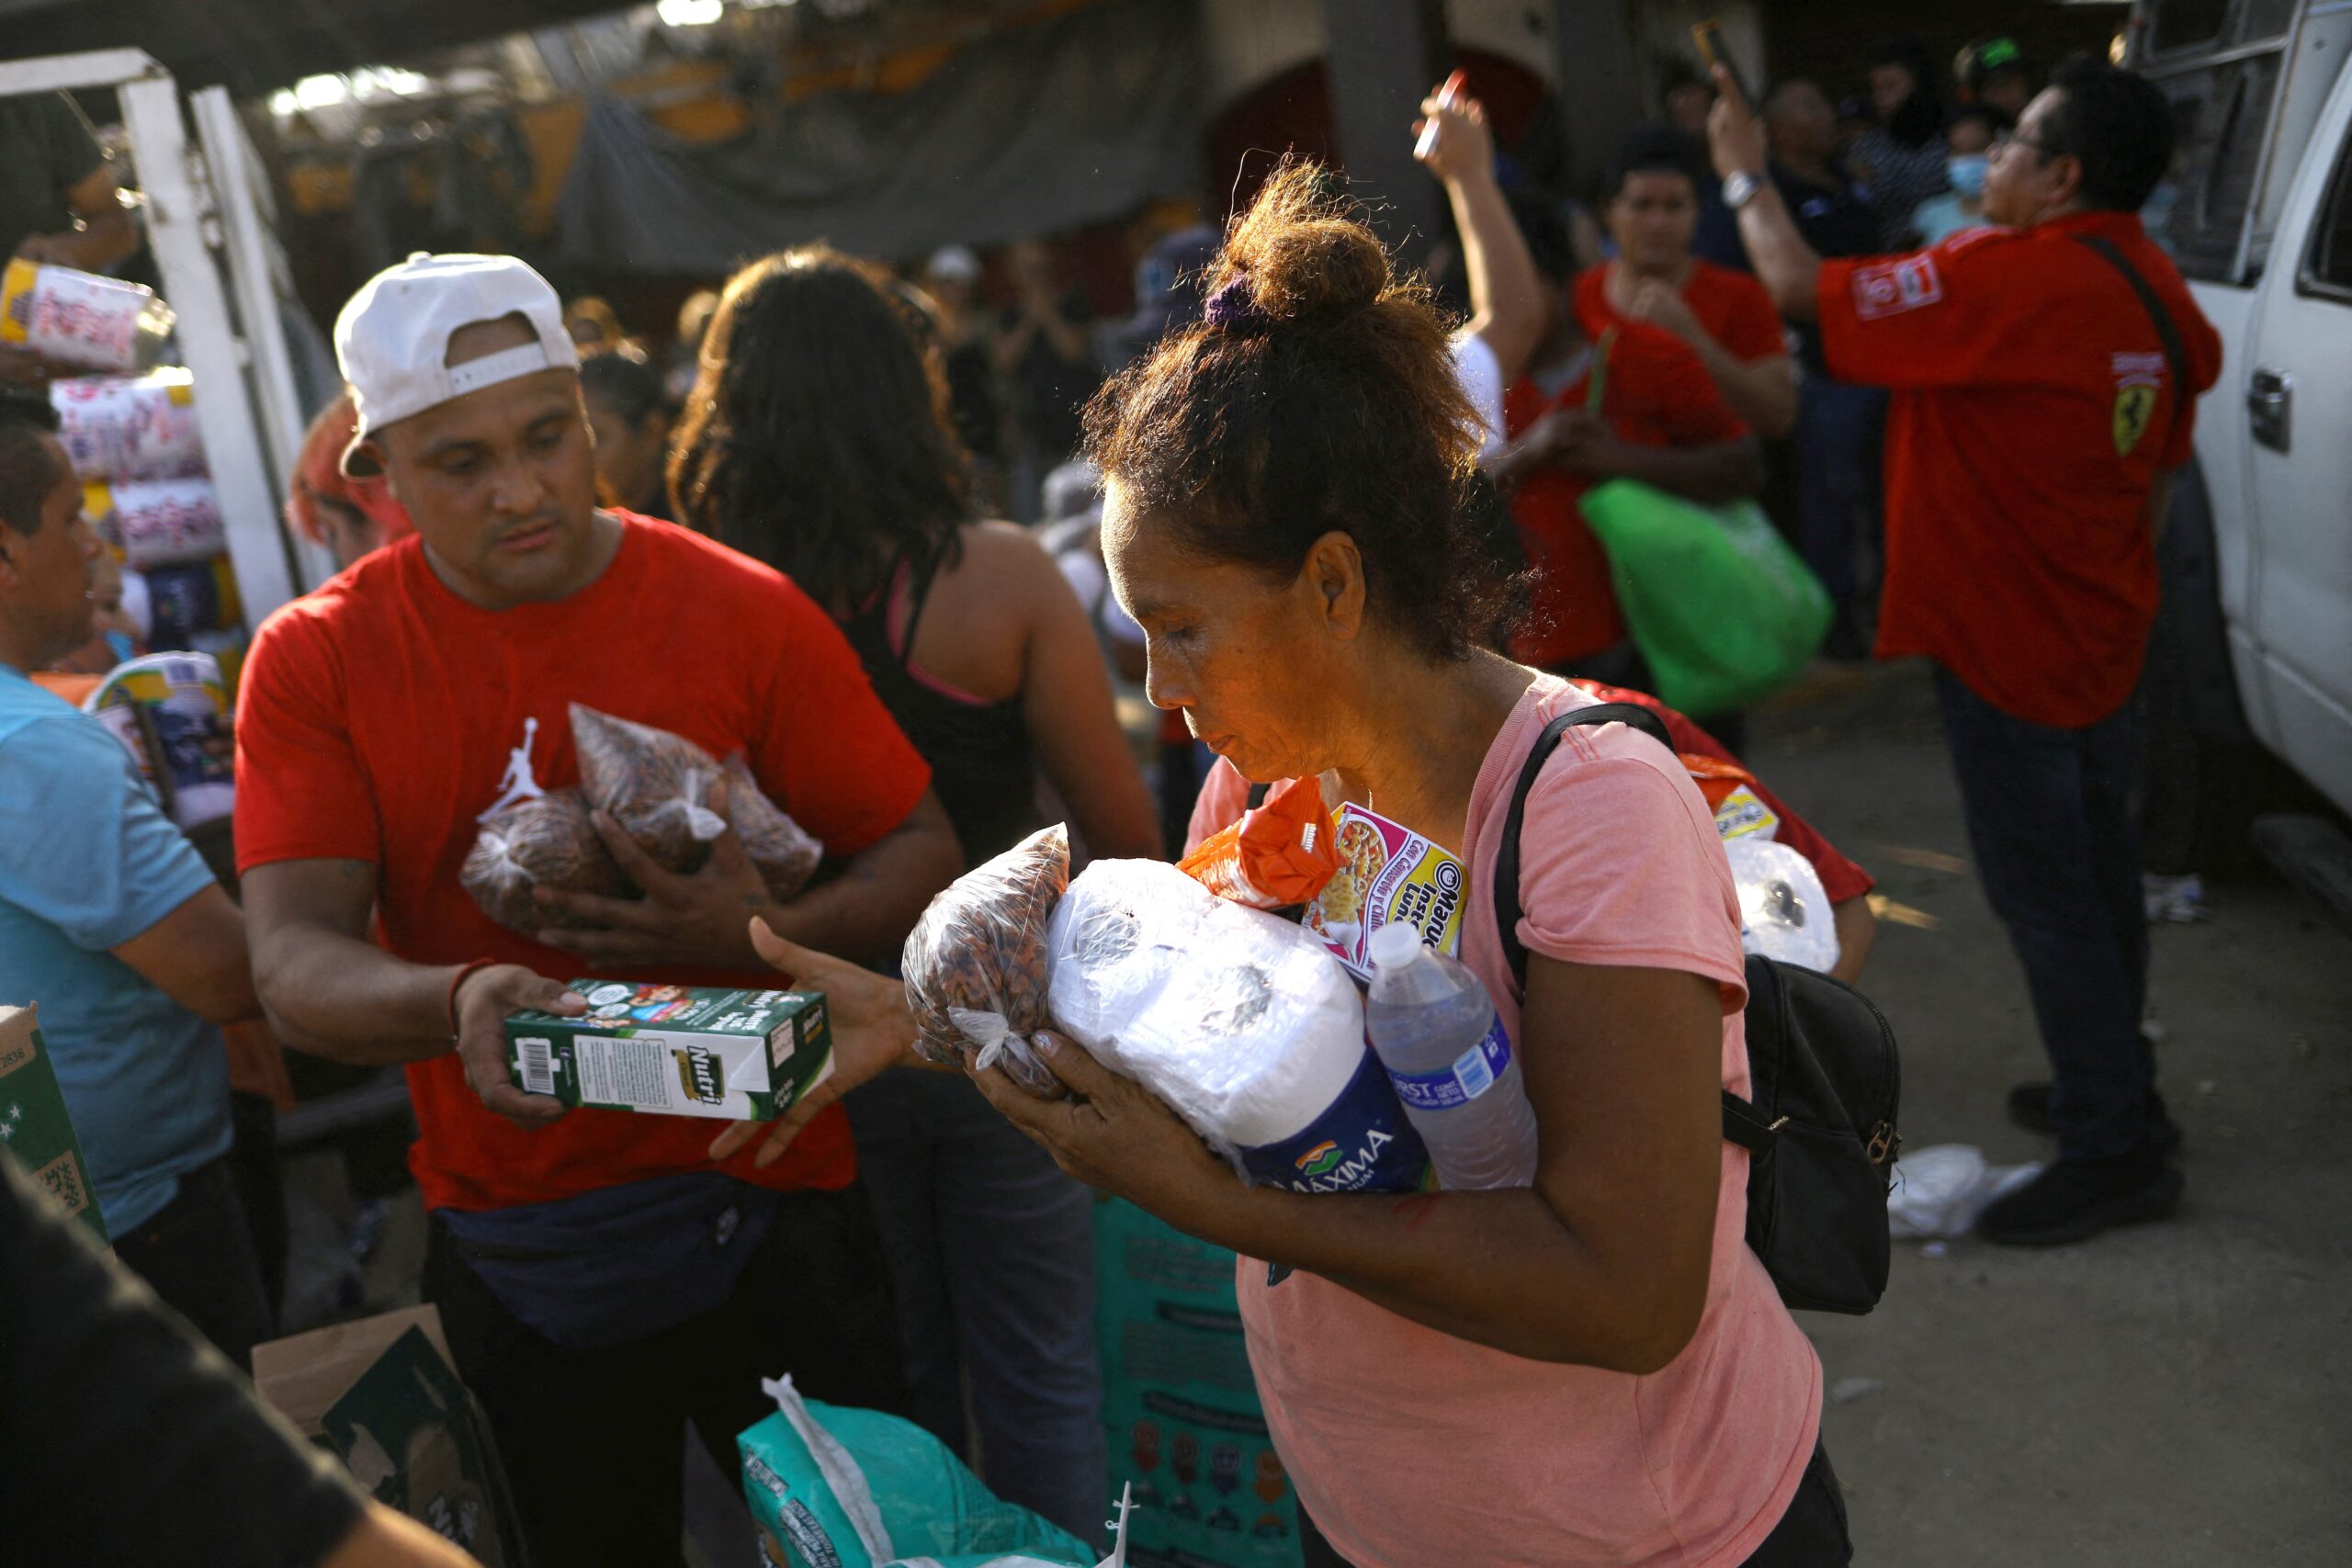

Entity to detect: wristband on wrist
[446,958,499,1038]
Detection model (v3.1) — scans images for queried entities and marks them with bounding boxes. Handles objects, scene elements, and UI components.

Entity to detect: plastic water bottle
[1364,922,1539,1190]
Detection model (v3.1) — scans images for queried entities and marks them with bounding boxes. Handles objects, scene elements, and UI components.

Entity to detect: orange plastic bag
[1178,775,1340,910]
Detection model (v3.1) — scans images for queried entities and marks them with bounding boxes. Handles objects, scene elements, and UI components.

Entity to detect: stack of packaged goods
[20,260,250,686]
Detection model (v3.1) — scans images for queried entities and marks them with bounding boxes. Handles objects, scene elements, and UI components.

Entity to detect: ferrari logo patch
[2110,352,2166,457]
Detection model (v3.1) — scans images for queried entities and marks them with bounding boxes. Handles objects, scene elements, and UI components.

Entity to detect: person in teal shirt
[0,394,271,1366]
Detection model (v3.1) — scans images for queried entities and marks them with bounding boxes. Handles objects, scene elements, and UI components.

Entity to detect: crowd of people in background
[0,30,2220,1568]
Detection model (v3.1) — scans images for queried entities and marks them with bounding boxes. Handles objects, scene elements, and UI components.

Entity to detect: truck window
[2146,0,2229,55]
[2301,120,2352,300]
[2149,51,2285,282]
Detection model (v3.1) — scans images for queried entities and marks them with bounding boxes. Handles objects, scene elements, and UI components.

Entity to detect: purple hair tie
[1203,276,1270,331]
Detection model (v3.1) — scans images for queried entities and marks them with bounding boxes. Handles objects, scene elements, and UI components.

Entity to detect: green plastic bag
[740,1376,1103,1568]
[1579,479,1832,716]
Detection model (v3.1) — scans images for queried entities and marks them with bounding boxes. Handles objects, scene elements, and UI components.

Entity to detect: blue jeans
[848,1068,1106,1541]
[1933,668,2153,1161]
[1794,378,1887,608]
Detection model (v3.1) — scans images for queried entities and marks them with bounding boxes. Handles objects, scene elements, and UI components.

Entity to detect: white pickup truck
[2128,0,2352,908]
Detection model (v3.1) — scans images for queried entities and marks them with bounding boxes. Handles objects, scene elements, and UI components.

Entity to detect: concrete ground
[1745,661,2352,1567]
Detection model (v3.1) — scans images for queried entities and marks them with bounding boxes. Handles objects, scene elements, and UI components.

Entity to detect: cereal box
[504,983,832,1122]
[0,1004,108,1247]
[1303,803,1467,982]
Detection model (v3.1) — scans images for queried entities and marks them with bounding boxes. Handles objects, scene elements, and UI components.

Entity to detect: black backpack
[1493,704,1900,1314]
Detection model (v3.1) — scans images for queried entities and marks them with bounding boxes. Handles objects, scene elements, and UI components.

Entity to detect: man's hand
[1706,64,1769,182]
[0,344,51,387]
[1530,408,1627,477]
[535,781,774,970]
[1413,86,1495,188]
[1622,276,1703,345]
[452,964,585,1127]
[12,231,79,265]
[708,919,925,1170]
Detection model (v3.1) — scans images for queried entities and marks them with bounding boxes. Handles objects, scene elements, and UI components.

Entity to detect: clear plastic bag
[901,825,1070,1096]
[1726,834,1841,974]
[461,788,628,933]
[570,705,821,897]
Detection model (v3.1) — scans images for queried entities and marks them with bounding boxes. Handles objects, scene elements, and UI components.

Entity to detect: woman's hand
[708,919,924,1168]
[970,1031,1244,1236]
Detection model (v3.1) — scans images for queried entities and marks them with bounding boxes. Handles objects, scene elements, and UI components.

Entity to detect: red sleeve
[233,607,380,873]
[750,583,932,858]
[1711,271,1792,363]
[1816,231,2018,389]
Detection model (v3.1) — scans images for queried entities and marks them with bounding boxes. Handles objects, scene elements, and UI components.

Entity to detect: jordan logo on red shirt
[477,716,547,821]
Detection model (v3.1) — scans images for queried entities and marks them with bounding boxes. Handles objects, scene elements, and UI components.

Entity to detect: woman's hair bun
[1209,162,1390,325]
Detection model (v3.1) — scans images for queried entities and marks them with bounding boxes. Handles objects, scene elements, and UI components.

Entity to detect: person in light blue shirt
[0,394,272,1367]
[1911,106,2006,247]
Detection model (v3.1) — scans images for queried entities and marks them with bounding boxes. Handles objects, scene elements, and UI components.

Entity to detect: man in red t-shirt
[1580,126,1796,440]
[1488,194,1763,679]
[1711,62,2222,1245]
[235,255,964,1562]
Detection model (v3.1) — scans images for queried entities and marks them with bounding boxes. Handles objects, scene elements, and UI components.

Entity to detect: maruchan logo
[673,1043,726,1104]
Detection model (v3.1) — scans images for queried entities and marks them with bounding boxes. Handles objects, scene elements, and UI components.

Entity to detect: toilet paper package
[1726,835,1840,974]
[1046,860,1430,1194]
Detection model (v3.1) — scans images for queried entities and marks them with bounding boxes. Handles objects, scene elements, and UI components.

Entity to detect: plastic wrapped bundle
[1726,834,1841,974]
[461,788,629,933]
[901,825,1069,1095]
[571,705,728,873]
[720,753,821,901]
[51,369,206,481]
[1046,860,1430,1193]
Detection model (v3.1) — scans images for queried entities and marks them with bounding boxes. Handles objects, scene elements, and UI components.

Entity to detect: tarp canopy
[0,0,630,96]
[553,0,1203,274]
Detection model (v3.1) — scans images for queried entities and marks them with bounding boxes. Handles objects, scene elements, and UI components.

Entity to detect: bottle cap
[1367,921,1427,971]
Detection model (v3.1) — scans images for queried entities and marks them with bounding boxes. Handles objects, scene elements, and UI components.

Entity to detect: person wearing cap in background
[0,91,142,385]
[921,244,1006,502]
[286,393,416,572]
[0,394,276,1368]
[233,253,964,1563]
[1104,223,1219,372]
[1712,58,2223,1245]
[1960,36,2039,123]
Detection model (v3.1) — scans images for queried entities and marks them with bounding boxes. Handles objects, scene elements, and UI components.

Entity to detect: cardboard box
[255,1306,521,1567]
[506,982,833,1122]
[0,1003,107,1247]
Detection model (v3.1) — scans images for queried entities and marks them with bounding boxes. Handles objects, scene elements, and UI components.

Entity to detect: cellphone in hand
[1691,21,1755,106]
[1415,69,1470,161]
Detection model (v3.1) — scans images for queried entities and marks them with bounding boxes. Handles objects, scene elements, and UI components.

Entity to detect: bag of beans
[569,705,820,899]
[461,789,628,933]
[901,825,1069,1097]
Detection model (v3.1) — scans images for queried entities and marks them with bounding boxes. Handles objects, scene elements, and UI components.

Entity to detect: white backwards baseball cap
[334,253,580,477]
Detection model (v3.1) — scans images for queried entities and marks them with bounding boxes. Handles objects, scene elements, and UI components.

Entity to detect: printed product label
[1236,1047,1431,1193]
[1713,784,1780,841]
[1306,803,1466,981]
[1387,1017,1513,1111]
[574,1035,675,1111]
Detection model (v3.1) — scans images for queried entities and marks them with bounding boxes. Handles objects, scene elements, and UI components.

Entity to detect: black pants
[1295,1440,1852,1568]
[1934,667,2153,1161]
[423,1183,911,1568]
[111,1154,276,1372]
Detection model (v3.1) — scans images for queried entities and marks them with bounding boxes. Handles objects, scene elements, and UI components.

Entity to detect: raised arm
[1707,68,1824,323]
[1416,87,1545,387]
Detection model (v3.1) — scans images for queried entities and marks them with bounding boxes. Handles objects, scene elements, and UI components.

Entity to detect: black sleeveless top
[840,547,1043,866]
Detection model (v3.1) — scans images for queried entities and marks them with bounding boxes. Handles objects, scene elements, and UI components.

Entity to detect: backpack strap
[2070,233,2192,452]
[1492,702,1674,989]
[1492,701,1761,1147]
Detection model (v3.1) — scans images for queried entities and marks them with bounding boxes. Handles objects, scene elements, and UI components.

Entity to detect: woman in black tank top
[666,244,1158,1542]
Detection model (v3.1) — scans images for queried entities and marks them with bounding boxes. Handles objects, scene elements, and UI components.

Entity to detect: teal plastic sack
[741,1377,1102,1568]
[1578,480,1832,716]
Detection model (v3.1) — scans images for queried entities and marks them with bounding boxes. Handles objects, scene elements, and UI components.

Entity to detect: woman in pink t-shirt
[745,164,1844,1565]
[968,165,1840,1568]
